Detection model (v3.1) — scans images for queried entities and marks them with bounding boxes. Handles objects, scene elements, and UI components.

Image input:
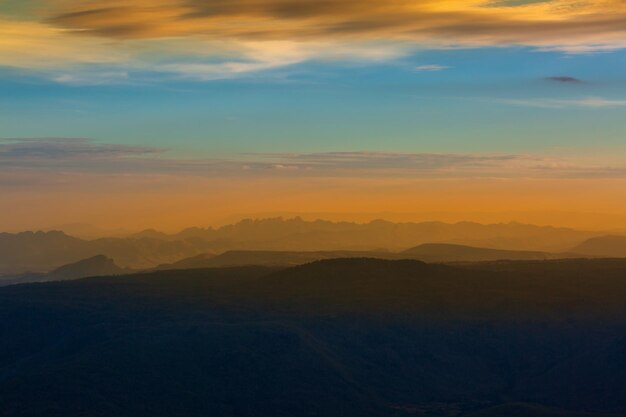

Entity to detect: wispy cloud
[545,76,583,84]
[415,64,450,71]
[44,0,626,52]
[248,151,522,171]
[3,138,626,182]
[3,0,626,81]
[0,138,162,160]
[501,97,626,109]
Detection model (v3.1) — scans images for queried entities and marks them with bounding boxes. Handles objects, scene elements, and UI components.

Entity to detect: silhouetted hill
[0,231,213,274]
[47,255,127,280]
[0,231,89,273]
[154,252,217,270]
[131,228,171,240]
[401,243,551,262]
[249,258,626,317]
[3,259,626,416]
[154,244,581,273]
[0,255,129,287]
[155,250,393,270]
[571,235,626,257]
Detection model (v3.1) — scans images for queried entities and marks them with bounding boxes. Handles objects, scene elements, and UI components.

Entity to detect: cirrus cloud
[2,0,626,81]
[3,138,626,182]
[44,0,626,52]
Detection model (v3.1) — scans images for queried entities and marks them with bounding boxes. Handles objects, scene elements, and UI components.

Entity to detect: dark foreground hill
[2,258,626,417]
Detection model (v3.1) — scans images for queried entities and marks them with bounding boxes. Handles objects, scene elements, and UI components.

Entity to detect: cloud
[415,64,450,71]
[0,16,407,82]
[2,139,521,176]
[0,18,130,70]
[3,138,626,182]
[249,151,523,172]
[0,138,162,160]
[2,0,626,81]
[501,97,626,108]
[44,0,626,52]
[545,76,583,83]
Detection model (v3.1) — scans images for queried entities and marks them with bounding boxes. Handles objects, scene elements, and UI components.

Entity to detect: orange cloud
[3,0,626,79]
[45,0,626,52]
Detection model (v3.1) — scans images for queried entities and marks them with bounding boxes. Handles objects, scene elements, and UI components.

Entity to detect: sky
[2,0,626,232]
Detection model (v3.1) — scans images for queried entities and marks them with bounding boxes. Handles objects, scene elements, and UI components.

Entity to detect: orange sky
[4,174,626,233]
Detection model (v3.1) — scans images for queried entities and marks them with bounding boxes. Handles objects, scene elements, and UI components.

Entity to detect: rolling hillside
[2,259,626,416]
[571,235,626,258]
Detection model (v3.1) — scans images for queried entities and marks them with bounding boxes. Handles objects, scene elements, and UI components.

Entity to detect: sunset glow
[2,0,626,231]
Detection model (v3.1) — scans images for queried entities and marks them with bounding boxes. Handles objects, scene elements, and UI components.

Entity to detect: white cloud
[501,97,626,109]
[415,64,450,71]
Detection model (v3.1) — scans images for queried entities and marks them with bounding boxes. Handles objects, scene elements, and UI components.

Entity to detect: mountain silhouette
[0,218,604,275]
[47,255,127,280]
[156,244,582,273]
[0,255,129,286]
[0,231,213,274]
[155,250,393,270]
[571,235,626,257]
[168,217,597,252]
[154,252,217,270]
[401,243,551,262]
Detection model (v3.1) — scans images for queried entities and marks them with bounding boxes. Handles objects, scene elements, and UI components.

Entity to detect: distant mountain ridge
[154,250,392,270]
[0,231,214,274]
[155,244,581,272]
[151,217,598,252]
[571,235,626,258]
[402,243,552,262]
[47,255,127,280]
[0,255,129,287]
[0,218,601,274]
[0,242,586,285]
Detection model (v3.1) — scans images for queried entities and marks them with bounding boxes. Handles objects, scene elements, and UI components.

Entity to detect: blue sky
[2,46,626,158]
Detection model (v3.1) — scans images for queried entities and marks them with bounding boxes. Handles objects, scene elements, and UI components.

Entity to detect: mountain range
[0,218,610,275]
[144,217,599,252]
[154,244,565,271]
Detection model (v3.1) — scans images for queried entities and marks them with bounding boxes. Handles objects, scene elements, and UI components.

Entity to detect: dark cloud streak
[0,138,163,159]
[545,76,583,83]
[3,138,626,181]
[45,0,626,53]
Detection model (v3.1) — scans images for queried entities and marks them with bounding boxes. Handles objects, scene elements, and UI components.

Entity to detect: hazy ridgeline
[3,258,626,416]
[1,217,620,275]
